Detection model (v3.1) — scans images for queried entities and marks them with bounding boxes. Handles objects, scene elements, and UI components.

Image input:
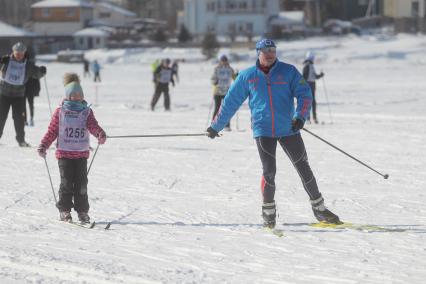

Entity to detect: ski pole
[321,76,333,124]
[302,128,389,179]
[43,157,58,204]
[205,98,214,128]
[107,133,207,139]
[236,111,240,131]
[87,144,100,175]
[43,77,53,117]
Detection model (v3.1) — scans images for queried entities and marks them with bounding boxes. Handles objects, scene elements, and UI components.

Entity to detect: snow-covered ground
[1,34,426,283]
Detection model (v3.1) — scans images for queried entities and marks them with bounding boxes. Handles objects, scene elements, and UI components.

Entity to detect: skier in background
[171,60,179,83]
[0,42,46,147]
[24,49,41,127]
[38,73,107,223]
[210,54,235,130]
[151,58,175,111]
[92,60,101,82]
[206,39,340,228]
[83,58,90,78]
[151,59,160,73]
[302,51,324,124]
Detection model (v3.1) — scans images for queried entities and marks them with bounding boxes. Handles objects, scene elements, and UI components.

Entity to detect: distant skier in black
[24,49,41,127]
[24,77,40,127]
[83,58,90,78]
[151,58,175,111]
[211,54,236,130]
[302,51,324,124]
[171,60,179,83]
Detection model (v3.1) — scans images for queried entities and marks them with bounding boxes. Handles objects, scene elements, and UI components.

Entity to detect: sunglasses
[259,47,276,53]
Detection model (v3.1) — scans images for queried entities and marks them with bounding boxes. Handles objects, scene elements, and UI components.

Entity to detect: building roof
[97,2,136,17]
[270,11,305,25]
[32,0,93,8]
[0,21,37,37]
[73,28,109,37]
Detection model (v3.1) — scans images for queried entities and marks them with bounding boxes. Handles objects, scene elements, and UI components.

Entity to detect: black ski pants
[213,95,230,128]
[151,83,170,110]
[57,158,89,213]
[255,134,321,203]
[25,94,34,121]
[0,95,26,143]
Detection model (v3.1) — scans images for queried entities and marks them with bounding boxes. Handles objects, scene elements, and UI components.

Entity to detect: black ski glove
[291,118,305,132]
[206,127,219,139]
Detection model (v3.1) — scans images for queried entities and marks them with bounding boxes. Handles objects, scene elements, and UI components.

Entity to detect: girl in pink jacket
[38,73,106,223]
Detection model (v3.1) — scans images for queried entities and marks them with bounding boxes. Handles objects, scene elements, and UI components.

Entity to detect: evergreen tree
[201,33,220,59]
[178,24,192,43]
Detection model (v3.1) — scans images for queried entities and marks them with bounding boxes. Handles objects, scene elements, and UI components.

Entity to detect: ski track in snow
[1,34,426,283]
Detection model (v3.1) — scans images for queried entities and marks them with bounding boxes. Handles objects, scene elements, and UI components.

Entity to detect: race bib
[58,108,90,152]
[3,60,26,85]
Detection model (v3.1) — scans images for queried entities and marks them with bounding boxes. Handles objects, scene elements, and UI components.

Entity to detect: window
[207,2,216,11]
[96,38,101,45]
[246,22,253,32]
[42,8,50,17]
[207,24,215,32]
[411,1,419,17]
[226,1,236,9]
[66,8,76,17]
[99,12,111,18]
[228,23,236,32]
[358,0,368,5]
[239,1,247,10]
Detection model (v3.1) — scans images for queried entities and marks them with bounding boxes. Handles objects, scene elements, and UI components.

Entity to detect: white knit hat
[12,42,27,53]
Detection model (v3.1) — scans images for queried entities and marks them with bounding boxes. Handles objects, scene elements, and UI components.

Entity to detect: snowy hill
[1,34,426,283]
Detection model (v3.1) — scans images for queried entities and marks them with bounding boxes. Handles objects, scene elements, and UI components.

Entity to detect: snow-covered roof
[32,0,93,8]
[0,21,37,37]
[73,28,109,37]
[97,2,136,17]
[271,11,305,25]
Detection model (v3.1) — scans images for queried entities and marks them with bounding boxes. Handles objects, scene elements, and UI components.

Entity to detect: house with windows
[182,0,280,40]
[74,27,109,49]
[31,0,94,36]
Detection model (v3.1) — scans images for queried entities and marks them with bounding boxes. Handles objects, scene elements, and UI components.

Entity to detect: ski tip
[89,221,96,229]
[104,222,111,230]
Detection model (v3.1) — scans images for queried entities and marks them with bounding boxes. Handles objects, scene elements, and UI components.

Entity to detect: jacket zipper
[266,74,275,137]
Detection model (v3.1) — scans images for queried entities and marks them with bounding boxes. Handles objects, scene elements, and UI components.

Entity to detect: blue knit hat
[64,82,84,99]
[256,39,276,51]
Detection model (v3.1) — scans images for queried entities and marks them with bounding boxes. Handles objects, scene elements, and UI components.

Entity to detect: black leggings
[25,95,34,120]
[151,83,170,110]
[255,134,321,203]
[213,96,230,128]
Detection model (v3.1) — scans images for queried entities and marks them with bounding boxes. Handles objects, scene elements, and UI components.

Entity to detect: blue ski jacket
[211,60,312,138]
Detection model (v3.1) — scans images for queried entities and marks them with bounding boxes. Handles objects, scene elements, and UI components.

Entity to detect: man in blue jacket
[206,39,340,228]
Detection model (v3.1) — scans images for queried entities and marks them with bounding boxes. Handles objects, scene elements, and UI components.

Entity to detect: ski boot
[311,196,341,224]
[262,201,276,228]
[77,212,90,224]
[18,141,31,147]
[59,211,72,222]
